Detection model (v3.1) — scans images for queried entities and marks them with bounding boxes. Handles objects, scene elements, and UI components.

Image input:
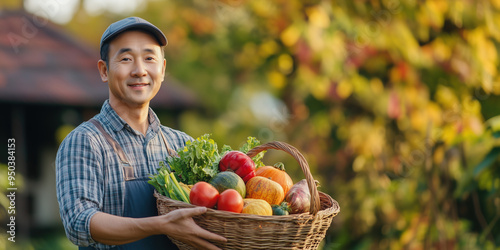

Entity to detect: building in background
[0,9,197,239]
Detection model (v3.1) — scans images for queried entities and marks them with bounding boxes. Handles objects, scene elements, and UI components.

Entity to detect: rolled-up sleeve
[56,129,104,247]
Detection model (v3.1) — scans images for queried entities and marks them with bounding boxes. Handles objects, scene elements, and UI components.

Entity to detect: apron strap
[159,130,179,158]
[89,118,135,181]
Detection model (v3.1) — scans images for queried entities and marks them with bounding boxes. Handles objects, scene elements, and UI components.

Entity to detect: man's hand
[158,207,227,249]
[89,207,226,249]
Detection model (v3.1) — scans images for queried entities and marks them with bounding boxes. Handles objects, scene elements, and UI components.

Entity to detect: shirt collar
[99,100,161,134]
[148,107,161,134]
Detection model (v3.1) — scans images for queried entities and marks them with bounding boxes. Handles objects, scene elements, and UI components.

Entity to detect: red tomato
[189,182,219,208]
[219,151,256,183]
[217,189,243,213]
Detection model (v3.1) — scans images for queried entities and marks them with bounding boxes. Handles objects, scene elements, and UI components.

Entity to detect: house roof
[0,10,198,109]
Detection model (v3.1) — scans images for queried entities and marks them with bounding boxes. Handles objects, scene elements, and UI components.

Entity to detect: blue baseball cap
[100,17,167,59]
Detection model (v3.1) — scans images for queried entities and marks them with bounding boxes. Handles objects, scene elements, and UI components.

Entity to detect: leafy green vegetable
[157,134,264,186]
[148,165,190,203]
[167,134,222,185]
[239,136,266,168]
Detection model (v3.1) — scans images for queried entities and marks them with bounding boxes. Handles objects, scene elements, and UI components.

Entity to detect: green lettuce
[167,134,222,185]
[165,134,264,185]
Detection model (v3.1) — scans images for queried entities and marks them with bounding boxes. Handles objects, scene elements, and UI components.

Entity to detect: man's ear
[97,59,108,82]
[161,58,166,82]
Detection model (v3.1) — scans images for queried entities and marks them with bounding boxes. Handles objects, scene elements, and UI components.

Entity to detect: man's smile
[128,83,150,89]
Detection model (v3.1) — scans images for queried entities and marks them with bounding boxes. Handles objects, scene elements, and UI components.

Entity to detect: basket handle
[246,141,321,215]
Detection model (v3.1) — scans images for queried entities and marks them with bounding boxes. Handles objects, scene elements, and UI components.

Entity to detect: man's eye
[146,57,155,61]
[121,58,131,61]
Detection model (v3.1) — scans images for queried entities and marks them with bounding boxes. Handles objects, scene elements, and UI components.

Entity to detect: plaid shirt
[56,100,192,249]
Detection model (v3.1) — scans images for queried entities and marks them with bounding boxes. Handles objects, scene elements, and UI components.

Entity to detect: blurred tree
[134,1,499,248]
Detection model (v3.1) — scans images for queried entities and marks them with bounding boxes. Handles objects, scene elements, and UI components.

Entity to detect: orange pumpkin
[255,162,293,195]
[246,176,285,205]
[242,198,273,216]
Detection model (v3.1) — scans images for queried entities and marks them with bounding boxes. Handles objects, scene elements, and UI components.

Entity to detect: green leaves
[164,135,263,185]
[167,134,222,185]
[148,166,190,203]
[474,147,500,177]
[239,136,266,168]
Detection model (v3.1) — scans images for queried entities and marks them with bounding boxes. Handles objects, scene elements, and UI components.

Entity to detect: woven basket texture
[155,141,340,249]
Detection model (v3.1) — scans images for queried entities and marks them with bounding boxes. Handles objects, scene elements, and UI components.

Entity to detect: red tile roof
[0,10,197,109]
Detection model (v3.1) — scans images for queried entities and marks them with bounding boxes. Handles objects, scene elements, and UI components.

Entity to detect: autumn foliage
[60,0,500,248]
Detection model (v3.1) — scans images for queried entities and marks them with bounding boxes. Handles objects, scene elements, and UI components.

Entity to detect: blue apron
[79,119,179,250]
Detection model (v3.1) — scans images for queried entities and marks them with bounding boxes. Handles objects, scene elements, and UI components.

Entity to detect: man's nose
[131,60,147,77]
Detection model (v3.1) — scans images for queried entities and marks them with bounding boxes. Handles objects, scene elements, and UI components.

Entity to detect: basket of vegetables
[150,135,340,249]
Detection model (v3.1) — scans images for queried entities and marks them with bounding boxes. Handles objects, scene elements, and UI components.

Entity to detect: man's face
[99,30,166,108]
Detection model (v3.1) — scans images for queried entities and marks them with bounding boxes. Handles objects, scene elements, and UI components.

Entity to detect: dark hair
[100,42,111,64]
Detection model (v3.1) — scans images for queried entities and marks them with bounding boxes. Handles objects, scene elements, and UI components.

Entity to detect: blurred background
[1,0,500,249]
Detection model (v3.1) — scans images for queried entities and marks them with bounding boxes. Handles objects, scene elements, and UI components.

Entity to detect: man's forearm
[89,212,158,246]
[89,207,226,249]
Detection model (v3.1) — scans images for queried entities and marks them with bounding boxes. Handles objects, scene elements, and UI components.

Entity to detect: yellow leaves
[329,31,348,59]
[303,5,331,52]
[482,39,498,75]
[433,145,445,166]
[180,8,215,35]
[465,28,498,90]
[217,0,247,8]
[370,78,384,95]
[449,0,464,28]
[352,156,366,172]
[463,97,481,116]
[492,0,500,9]
[485,115,500,132]
[390,20,422,65]
[463,114,484,136]
[450,55,472,83]
[416,0,449,37]
[435,85,458,109]
[277,54,293,74]
[310,76,330,100]
[427,103,443,127]
[410,109,428,132]
[420,0,448,29]
[250,0,277,18]
[432,85,485,143]
[347,118,386,157]
[430,38,452,62]
[337,79,353,99]
[492,77,500,95]
[485,6,500,41]
[267,71,285,89]
[280,25,300,47]
[295,66,329,100]
[258,40,279,58]
[305,5,330,29]
[165,25,188,48]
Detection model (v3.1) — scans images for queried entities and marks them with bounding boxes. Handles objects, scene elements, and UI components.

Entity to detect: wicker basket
[155,141,340,249]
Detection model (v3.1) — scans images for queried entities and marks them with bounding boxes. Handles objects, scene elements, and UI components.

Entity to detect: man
[56,17,226,249]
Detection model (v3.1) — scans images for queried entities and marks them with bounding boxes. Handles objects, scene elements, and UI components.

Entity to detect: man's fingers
[195,226,227,243]
[167,207,227,243]
[175,207,208,219]
[180,208,227,243]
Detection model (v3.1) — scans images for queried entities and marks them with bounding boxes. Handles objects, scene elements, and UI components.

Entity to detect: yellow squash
[242,198,273,216]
